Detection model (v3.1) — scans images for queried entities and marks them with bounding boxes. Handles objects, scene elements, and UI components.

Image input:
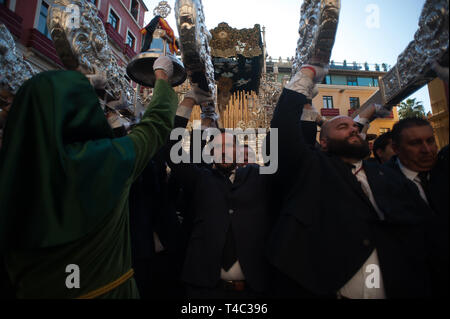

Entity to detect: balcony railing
[0,4,23,39]
[321,108,340,117]
[105,23,125,51]
[265,59,391,73]
[123,44,137,60]
[27,28,63,67]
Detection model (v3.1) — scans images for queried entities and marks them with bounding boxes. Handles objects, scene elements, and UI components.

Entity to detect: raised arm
[164,85,215,186]
[128,57,179,180]
[270,65,327,184]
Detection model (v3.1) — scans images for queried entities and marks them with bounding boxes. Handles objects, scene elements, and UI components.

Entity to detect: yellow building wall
[313,84,399,136]
[427,78,449,149]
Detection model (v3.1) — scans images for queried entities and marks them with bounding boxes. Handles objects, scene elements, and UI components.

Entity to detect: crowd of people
[0,56,448,299]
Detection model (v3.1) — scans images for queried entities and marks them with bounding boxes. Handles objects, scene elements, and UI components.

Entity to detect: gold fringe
[76,269,134,299]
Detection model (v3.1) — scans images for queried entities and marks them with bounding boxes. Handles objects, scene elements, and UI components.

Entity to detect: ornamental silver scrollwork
[0,24,37,94]
[154,1,172,18]
[175,0,218,121]
[47,0,140,113]
[379,0,449,106]
[292,0,341,75]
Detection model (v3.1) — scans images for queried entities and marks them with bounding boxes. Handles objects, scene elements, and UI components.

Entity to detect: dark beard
[326,136,371,160]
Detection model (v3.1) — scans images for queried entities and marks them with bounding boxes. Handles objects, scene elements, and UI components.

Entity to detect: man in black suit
[166,86,275,299]
[373,132,395,164]
[385,117,448,298]
[129,151,184,299]
[267,64,434,299]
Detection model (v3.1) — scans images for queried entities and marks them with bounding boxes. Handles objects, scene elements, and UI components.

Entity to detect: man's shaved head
[320,116,351,140]
[320,116,370,160]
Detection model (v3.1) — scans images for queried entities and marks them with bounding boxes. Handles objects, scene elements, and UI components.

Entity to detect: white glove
[301,104,320,122]
[285,71,315,99]
[153,56,174,78]
[185,85,214,106]
[301,64,329,84]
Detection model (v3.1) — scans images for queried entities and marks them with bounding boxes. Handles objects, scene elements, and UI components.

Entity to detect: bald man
[267,64,435,299]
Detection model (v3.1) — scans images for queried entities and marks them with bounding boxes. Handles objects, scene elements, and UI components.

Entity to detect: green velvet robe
[0,71,178,298]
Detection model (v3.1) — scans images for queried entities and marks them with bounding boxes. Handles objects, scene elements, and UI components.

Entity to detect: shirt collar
[397,158,419,181]
[353,161,363,172]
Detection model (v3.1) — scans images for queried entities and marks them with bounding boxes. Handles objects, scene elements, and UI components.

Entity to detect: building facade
[427,77,449,150]
[0,0,147,72]
[267,59,400,142]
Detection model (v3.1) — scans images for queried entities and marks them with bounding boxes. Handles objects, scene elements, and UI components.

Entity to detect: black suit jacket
[129,151,181,261]
[167,116,275,293]
[385,150,449,298]
[268,88,434,298]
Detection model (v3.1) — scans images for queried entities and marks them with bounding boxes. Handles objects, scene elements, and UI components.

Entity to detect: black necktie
[418,172,432,204]
[222,225,237,271]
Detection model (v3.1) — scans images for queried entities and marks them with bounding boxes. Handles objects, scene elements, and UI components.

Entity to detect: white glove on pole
[153,56,174,79]
[285,65,328,99]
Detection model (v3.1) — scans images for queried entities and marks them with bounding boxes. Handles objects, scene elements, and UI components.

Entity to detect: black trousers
[269,265,336,299]
[0,261,15,299]
[133,251,185,299]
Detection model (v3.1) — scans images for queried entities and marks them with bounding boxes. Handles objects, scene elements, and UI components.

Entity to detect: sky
[143,0,433,113]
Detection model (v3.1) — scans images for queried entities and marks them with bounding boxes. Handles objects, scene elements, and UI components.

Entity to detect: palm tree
[398,98,426,119]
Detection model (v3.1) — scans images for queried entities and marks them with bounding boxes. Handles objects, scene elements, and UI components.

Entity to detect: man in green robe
[0,56,178,299]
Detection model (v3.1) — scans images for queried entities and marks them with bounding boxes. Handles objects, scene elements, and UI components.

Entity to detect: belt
[221,280,246,292]
[76,268,134,299]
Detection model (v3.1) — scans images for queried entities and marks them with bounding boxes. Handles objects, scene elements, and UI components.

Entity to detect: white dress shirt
[397,158,429,204]
[338,161,386,299]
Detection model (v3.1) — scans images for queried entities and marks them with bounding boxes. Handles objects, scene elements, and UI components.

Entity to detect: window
[38,2,51,39]
[126,31,135,50]
[325,75,332,85]
[323,96,334,109]
[350,97,360,110]
[108,9,120,31]
[373,77,379,87]
[331,75,347,85]
[347,76,358,86]
[357,77,374,87]
[130,0,139,21]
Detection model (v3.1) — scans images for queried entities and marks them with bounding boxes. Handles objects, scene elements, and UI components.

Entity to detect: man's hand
[153,56,174,80]
[301,64,329,84]
[354,103,392,127]
[285,65,328,99]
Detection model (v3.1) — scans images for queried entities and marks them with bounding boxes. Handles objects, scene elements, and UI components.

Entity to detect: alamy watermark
[65,264,80,289]
[366,4,380,29]
[169,126,279,175]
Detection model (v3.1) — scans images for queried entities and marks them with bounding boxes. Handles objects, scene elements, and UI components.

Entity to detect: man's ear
[375,148,383,160]
[391,142,400,155]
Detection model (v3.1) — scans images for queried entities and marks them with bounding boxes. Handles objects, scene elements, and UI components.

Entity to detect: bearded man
[267,64,435,299]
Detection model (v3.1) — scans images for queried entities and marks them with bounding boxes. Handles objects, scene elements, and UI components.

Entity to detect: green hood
[0,70,136,252]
